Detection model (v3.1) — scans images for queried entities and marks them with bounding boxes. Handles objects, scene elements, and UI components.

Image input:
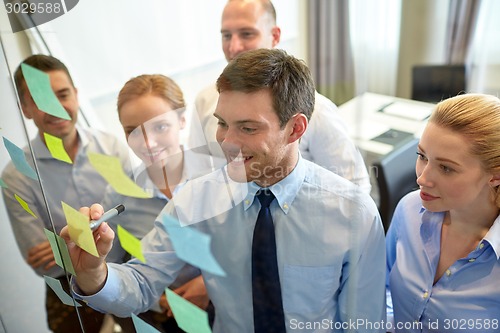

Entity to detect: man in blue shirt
[62,48,385,332]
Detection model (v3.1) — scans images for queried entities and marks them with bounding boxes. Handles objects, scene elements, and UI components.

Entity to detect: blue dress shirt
[386,190,500,333]
[74,156,386,332]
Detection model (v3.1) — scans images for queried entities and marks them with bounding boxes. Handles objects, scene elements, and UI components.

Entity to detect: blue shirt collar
[243,154,305,214]
[420,205,500,260]
[483,215,500,259]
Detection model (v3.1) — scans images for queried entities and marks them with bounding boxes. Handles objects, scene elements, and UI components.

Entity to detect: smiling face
[119,94,184,166]
[416,122,496,213]
[214,89,304,186]
[20,70,79,141]
[220,0,280,61]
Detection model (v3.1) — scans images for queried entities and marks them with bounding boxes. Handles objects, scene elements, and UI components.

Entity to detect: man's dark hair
[14,54,74,100]
[216,48,315,128]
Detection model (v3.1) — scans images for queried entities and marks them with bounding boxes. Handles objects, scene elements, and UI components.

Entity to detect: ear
[287,113,307,144]
[489,173,500,188]
[179,114,186,130]
[271,26,281,47]
[19,92,33,119]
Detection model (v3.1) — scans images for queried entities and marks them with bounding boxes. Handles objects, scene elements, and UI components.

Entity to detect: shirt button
[469,258,476,263]
[446,269,451,276]
[480,243,485,249]
[245,200,250,205]
[283,203,289,209]
[422,291,429,299]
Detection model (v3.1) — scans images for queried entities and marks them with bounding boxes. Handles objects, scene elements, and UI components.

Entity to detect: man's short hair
[216,48,315,128]
[14,54,74,101]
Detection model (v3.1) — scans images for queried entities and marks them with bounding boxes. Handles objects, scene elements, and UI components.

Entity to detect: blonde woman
[386,94,500,332]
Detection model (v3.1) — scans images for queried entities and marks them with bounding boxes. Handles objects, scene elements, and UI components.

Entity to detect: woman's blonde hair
[429,93,500,207]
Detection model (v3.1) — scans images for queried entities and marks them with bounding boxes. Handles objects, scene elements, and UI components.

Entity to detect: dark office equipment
[411,64,466,103]
[373,138,419,232]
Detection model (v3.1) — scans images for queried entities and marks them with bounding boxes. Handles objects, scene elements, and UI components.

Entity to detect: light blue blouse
[386,190,500,333]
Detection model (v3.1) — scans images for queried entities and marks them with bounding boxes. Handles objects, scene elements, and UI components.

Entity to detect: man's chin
[226,162,248,183]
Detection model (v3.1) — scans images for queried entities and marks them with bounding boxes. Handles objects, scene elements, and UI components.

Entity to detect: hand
[160,275,209,317]
[59,203,115,295]
[27,241,56,271]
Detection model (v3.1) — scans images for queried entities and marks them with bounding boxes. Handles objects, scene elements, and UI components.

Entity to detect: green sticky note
[165,289,212,333]
[43,275,81,307]
[43,132,72,164]
[88,152,152,199]
[21,63,71,120]
[61,201,99,257]
[14,194,37,218]
[131,313,162,333]
[44,228,76,276]
[117,225,145,263]
[0,178,7,188]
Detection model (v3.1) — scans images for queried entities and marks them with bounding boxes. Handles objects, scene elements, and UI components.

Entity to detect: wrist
[75,262,108,295]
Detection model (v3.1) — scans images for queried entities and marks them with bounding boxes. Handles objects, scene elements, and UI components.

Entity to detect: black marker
[89,204,125,231]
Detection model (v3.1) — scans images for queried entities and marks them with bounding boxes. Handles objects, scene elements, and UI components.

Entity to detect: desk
[338,92,435,204]
[337,92,435,156]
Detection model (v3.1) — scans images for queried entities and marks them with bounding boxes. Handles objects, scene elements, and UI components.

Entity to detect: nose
[217,126,241,156]
[416,164,433,189]
[228,36,245,59]
[142,129,158,150]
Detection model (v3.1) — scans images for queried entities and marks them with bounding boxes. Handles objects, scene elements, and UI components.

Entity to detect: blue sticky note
[131,313,162,333]
[21,63,71,120]
[162,215,226,277]
[2,136,38,180]
[43,275,81,307]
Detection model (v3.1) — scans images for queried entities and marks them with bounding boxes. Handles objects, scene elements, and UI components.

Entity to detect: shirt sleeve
[337,204,386,332]
[2,164,63,277]
[385,198,402,329]
[302,96,372,193]
[71,205,187,317]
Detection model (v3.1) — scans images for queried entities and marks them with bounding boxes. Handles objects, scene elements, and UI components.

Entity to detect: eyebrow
[213,113,262,126]
[418,145,461,166]
[54,87,72,95]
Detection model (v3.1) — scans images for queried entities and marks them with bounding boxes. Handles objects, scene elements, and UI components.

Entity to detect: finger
[89,203,104,221]
[60,225,70,241]
[94,222,115,257]
[44,259,57,271]
[79,206,90,218]
[28,247,54,265]
[28,252,53,269]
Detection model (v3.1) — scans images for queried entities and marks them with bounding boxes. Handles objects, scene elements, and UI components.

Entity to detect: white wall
[0,19,51,333]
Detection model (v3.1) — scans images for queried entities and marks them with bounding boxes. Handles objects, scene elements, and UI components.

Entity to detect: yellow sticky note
[88,152,152,199]
[14,194,37,218]
[117,225,145,263]
[43,132,72,164]
[61,201,99,257]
